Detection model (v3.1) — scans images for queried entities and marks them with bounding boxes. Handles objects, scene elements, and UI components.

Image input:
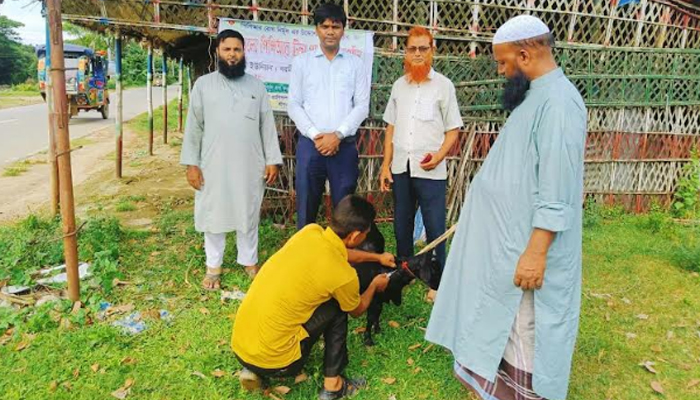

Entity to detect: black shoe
[318,376,367,400]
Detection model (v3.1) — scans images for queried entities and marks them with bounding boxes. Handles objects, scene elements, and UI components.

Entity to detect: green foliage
[0,215,123,287]
[638,202,672,234]
[0,16,37,85]
[63,23,110,52]
[10,80,39,93]
[90,251,123,294]
[672,147,700,219]
[673,242,700,273]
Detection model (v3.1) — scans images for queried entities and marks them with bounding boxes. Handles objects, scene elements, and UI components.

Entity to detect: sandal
[202,266,222,291]
[318,375,366,400]
[244,265,260,280]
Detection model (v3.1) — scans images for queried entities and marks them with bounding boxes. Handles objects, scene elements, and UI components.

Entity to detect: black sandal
[318,375,367,400]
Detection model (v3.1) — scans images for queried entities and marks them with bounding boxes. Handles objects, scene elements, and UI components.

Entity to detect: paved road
[0,86,179,167]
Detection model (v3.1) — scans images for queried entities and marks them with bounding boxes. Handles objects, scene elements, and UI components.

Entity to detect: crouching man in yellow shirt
[231,195,390,400]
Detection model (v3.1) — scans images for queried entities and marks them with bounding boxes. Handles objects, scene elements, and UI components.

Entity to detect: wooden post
[47,0,80,302]
[147,43,154,155]
[115,33,123,178]
[187,64,192,96]
[302,0,309,25]
[178,56,183,132]
[162,50,168,144]
[392,0,398,51]
[43,7,59,215]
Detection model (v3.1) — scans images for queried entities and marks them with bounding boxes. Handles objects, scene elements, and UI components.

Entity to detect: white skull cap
[493,15,551,45]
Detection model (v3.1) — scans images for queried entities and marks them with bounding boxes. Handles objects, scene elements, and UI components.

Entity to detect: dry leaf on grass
[111,379,134,400]
[120,357,137,365]
[49,381,58,392]
[73,368,80,378]
[687,379,700,389]
[382,377,397,385]
[0,328,14,346]
[112,278,130,286]
[422,344,434,354]
[666,331,674,340]
[15,341,30,352]
[106,304,135,317]
[408,343,422,351]
[388,321,400,329]
[211,369,226,378]
[625,332,637,339]
[636,314,649,320]
[651,381,664,395]
[388,395,397,400]
[353,327,367,334]
[273,386,291,395]
[639,361,657,374]
[91,363,100,373]
[267,393,283,400]
[407,358,415,366]
[191,371,206,379]
[651,345,662,353]
[199,307,210,315]
[294,373,308,384]
[413,367,423,374]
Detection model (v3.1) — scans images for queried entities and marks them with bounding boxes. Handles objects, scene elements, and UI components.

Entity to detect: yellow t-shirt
[231,224,361,369]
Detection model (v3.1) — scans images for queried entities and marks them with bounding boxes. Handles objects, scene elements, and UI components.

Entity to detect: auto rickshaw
[37,44,110,119]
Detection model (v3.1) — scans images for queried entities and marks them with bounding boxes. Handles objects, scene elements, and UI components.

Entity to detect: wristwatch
[334,131,344,140]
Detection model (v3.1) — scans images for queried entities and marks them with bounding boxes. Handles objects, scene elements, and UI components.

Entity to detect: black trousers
[235,300,349,378]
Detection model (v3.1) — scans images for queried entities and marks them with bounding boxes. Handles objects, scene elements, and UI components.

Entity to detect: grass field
[0,200,699,399]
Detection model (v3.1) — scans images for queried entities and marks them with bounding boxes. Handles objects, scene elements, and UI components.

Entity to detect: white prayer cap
[492,15,551,45]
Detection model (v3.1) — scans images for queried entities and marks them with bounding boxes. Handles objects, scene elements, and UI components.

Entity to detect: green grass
[2,159,47,177]
[0,206,699,399]
[127,96,187,139]
[70,137,97,149]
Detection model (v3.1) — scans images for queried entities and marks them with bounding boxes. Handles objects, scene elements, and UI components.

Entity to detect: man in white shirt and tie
[288,2,370,230]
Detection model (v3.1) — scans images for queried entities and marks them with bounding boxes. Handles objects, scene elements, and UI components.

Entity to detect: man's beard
[501,70,530,112]
[404,58,432,83]
[218,57,246,79]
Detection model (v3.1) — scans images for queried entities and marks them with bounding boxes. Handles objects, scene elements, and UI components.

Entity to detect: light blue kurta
[425,68,587,400]
[180,72,283,234]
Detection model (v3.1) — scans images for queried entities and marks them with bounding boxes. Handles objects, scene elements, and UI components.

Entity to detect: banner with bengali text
[218,18,375,111]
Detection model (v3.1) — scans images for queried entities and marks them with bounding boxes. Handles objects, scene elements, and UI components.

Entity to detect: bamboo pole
[162,51,168,144]
[47,0,80,302]
[115,33,123,178]
[178,56,183,132]
[43,7,59,216]
[147,43,154,155]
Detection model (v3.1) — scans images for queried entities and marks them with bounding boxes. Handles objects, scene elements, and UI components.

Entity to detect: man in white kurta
[425,16,587,400]
[180,30,283,289]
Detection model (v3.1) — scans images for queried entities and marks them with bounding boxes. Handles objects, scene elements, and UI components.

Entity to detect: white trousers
[204,228,258,268]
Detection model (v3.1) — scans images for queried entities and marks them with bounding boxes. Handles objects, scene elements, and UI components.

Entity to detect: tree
[0,16,36,85]
[64,22,111,51]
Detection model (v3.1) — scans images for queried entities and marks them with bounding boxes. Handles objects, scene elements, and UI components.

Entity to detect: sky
[1,0,75,46]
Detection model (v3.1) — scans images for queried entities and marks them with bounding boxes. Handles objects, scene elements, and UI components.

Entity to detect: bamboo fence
[55,0,700,223]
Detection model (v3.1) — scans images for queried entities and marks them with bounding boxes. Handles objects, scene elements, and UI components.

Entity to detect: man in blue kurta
[425,15,587,400]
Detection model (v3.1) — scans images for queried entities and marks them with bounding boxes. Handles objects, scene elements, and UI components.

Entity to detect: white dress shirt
[287,48,370,140]
[383,69,463,180]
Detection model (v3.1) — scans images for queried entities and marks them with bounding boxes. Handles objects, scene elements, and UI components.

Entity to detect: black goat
[351,223,442,346]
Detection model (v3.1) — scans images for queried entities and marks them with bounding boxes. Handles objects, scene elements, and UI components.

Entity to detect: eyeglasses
[406,46,432,54]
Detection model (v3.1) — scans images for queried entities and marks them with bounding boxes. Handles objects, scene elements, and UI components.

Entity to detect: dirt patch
[0,125,192,225]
